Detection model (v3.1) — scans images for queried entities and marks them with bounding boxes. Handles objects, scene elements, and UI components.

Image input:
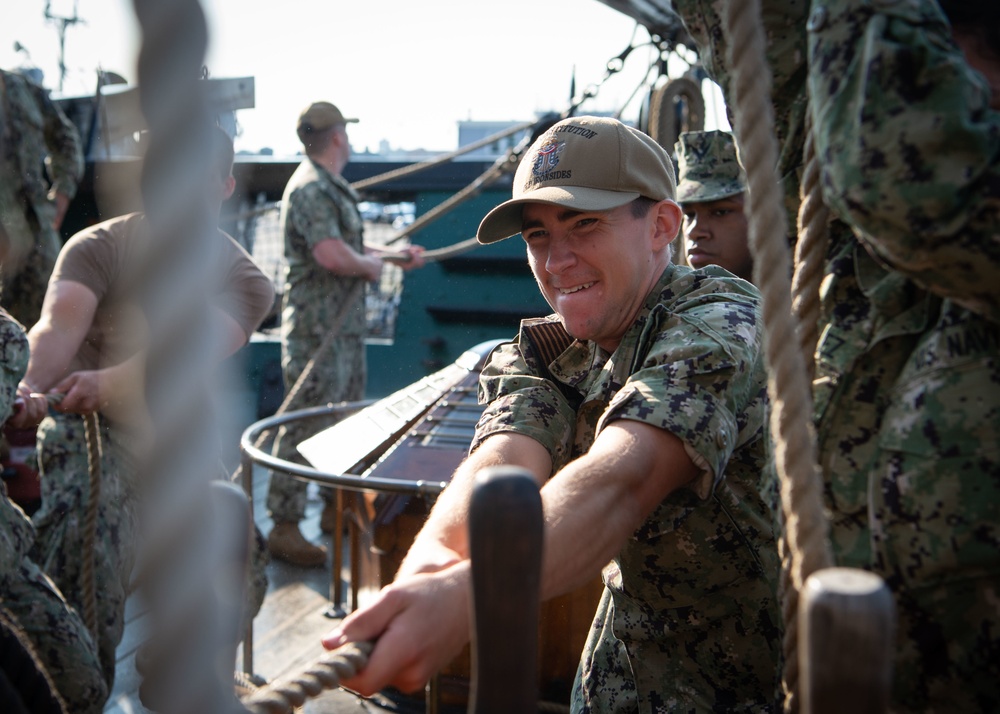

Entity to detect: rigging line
[382,126,537,247]
[568,31,656,114]
[349,119,534,192]
[613,52,663,120]
[383,159,508,246]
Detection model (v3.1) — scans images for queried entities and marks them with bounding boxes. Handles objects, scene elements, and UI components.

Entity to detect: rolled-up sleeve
[473,340,576,470]
[598,299,764,499]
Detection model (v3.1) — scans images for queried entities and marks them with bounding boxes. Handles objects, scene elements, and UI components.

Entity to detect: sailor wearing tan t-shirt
[9,126,274,694]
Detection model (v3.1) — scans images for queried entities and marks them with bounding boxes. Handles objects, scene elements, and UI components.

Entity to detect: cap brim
[477,186,640,244]
[675,182,744,205]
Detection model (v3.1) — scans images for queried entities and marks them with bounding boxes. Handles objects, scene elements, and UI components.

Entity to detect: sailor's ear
[222,175,236,200]
[651,199,683,249]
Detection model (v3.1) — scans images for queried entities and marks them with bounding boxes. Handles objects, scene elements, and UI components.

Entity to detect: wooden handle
[467,466,543,714]
[800,567,895,714]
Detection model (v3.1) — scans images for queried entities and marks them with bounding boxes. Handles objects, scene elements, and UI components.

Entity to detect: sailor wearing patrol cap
[674,130,753,282]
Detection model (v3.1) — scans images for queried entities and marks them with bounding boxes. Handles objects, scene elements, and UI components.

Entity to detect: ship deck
[101,464,437,714]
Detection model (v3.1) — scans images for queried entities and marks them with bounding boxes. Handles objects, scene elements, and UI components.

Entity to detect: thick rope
[376,236,482,264]
[349,121,535,192]
[384,148,515,246]
[240,641,372,714]
[790,120,830,384]
[720,1,833,711]
[81,412,102,639]
[777,532,801,712]
[237,640,571,714]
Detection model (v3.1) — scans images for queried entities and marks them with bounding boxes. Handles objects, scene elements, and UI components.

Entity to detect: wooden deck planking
[103,464,384,713]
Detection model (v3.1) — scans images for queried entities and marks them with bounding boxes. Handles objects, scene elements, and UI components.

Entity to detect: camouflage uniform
[0,308,106,713]
[672,0,1000,709]
[674,130,746,204]
[0,69,83,327]
[30,411,136,691]
[267,158,367,523]
[474,264,782,713]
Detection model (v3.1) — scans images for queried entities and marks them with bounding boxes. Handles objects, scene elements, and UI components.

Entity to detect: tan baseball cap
[296,101,358,133]
[477,116,676,244]
[674,130,746,204]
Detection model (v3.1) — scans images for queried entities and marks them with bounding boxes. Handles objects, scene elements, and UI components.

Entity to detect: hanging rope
[38,392,102,641]
[790,118,830,384]
[80,412,102,639]
[719,1,833,712]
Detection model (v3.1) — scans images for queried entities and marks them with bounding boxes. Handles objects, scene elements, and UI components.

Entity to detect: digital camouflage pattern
[30,411,136,692]
[674,130,746,204]
[475,264,782,713]
[0,308,106,712]
[268,158,368,522]
[671,0,1000,709]
[0,70,83,327]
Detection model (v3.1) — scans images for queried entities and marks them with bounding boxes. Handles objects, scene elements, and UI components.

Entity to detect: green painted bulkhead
[366,188,547,397]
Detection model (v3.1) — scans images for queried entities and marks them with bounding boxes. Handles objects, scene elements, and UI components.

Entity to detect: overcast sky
[2,0,727,156]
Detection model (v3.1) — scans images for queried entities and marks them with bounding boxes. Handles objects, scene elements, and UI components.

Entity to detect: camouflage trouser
[266,335,365,524]
[1,557,107,713]
[30,412,137,691]
[573,582,781,713]
[0,221,60,330]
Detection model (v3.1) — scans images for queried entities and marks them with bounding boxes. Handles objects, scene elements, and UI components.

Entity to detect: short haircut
[297,125,338,157]
[629,196,677,260]
[629,196,659,219]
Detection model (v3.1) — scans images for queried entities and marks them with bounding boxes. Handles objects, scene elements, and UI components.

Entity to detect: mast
[44,0,84,94]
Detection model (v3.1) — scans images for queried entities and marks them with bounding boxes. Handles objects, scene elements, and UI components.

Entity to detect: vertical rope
[81,412,102,639]
[790,120,830,384]
[719,1,834,711]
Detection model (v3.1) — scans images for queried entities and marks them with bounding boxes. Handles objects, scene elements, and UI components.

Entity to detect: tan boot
[267,523,327,568]
[319,500,338,534]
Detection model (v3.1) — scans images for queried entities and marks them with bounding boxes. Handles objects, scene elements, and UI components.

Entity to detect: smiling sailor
[324,115,783,712]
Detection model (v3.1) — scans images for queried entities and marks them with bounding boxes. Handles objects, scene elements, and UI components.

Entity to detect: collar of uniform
[521,263,690,393]
[308,158,361,203]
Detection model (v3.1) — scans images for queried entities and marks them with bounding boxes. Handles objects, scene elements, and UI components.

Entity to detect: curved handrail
[238,402,449,498]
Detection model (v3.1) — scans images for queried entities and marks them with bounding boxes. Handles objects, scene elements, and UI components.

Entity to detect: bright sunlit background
[2,0,729,156]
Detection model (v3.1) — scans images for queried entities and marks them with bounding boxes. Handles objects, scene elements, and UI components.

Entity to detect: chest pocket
[870,303,1000,589]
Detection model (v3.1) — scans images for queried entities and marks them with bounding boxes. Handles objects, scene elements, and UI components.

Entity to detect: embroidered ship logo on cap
[525,139,569,189]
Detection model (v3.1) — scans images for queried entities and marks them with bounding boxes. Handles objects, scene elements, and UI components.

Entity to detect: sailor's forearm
[397,432,551,579]
[538,420,699,601]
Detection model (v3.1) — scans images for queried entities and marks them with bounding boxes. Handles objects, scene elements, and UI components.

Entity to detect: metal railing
[236,401,449,677]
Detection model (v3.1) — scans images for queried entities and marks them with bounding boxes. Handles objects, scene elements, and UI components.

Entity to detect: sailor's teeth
[561,282,594,294]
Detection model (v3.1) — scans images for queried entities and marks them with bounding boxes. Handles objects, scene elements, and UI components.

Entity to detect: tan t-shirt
[50,212,274,374]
